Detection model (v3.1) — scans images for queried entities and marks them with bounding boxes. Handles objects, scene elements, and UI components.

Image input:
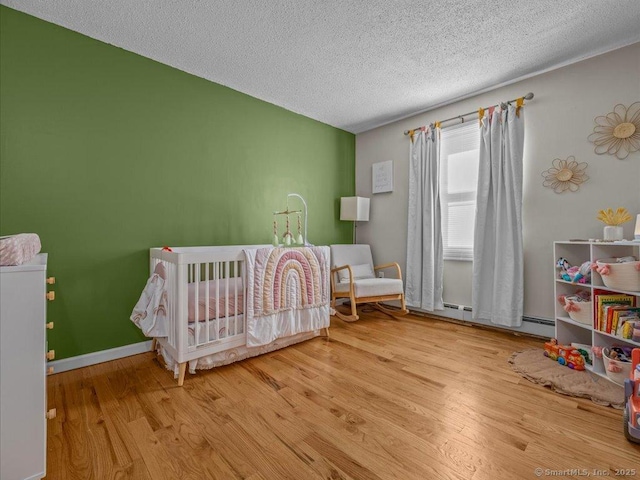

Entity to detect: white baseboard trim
[378,300,554,338]
[412,304,554,338]
[49,340,153,374]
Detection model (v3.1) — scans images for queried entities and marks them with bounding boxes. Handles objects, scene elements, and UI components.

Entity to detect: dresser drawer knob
[46,322,54,330]
[46,350,55,361]
[47,366,54,375]
[46,291,55,301]
[47,277,56,285]
[46,408,57,420]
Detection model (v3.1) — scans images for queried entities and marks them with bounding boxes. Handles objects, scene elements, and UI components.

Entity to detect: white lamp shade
[635,214,640,240]
[340,196,370,221]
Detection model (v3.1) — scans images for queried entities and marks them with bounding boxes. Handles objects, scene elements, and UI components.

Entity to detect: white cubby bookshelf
[553,241,640,383]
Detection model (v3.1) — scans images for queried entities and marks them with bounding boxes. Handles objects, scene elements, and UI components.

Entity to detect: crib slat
[194,264,200,346]
[233,260,238,336]
[176,264,187,359]
[205,262,210,348]
[237,260,242,333]
[215,261,220,341]
[170,261,175,348]
[225,262,229,338]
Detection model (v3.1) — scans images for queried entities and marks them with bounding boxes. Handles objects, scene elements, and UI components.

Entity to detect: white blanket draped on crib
[130,262,168,337]
[243,246,330,347]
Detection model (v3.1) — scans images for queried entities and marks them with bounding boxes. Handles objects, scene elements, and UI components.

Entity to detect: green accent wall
[0,6,355,360]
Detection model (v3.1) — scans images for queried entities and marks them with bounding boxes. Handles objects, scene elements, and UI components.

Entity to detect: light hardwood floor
[46,310,640,479]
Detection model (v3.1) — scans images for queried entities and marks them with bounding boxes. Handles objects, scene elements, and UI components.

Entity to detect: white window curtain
[406,128,444,311]
[472,104,525,327]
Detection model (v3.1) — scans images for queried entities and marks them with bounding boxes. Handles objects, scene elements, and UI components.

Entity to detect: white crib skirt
[156,329,322,375]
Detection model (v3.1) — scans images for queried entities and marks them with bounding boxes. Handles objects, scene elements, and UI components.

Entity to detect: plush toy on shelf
[556,257,592,284]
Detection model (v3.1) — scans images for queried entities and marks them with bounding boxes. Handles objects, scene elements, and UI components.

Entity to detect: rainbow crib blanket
[243,246,330,347]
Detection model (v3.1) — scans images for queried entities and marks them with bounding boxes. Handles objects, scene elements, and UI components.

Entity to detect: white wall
[356,43,640,327]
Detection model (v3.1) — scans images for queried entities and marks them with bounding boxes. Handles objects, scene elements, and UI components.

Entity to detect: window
[440,122,480,261]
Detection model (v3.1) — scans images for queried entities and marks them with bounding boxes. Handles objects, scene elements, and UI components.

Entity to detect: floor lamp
[340,196,370,244]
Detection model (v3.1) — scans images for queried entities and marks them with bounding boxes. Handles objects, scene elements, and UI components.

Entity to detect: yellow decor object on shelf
[597,207,632,226]
[597,207,632,241]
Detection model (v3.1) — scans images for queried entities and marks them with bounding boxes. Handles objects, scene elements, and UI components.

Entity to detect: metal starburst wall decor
[587,102,640,160]
[541,156,589,193]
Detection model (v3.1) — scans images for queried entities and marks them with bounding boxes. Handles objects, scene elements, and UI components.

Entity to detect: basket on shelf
[602,347,632,386]
[595,258,640,292]
[563,298,592,325]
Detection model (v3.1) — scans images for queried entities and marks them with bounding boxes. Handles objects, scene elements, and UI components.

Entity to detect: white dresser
[1,254,55,480]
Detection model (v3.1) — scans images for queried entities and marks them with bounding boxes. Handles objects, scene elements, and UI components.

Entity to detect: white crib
[148,245,330,385]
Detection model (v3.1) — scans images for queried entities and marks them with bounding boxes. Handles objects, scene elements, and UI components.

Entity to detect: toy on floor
[575,348,592,365]
[624,348,640,443]
[556,257,592,284]
[571,343,593,365]
[543,338,586,370]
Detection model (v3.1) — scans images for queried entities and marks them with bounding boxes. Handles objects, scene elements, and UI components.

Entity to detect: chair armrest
[330,265,353,291]
[374,262,403,280]
[331,265,351,274]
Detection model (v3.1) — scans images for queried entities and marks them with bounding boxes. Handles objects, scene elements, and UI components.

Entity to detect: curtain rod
[403,92,534,136]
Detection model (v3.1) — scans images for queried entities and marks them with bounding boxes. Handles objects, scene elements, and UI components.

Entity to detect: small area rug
[509,348,624,409]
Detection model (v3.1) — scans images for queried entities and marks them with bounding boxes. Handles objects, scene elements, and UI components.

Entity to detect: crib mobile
[273,193,309,247]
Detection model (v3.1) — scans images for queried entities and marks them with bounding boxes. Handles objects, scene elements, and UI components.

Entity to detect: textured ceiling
[3,1,640,133]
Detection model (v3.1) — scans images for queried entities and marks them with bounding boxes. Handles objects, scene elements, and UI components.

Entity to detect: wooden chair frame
[330,262,408,322]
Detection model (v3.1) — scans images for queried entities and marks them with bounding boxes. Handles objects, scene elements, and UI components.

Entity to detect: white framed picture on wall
[372,160,393,194]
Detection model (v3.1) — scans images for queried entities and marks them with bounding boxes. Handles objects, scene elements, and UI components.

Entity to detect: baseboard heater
[442,302,554,326]
[443,302,472,311]
[521,315,555,326]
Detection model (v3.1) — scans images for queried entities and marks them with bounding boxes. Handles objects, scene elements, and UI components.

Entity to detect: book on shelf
[615,309,640,339]
[603,304,633,333]
[593,289,636,332]
[611,307,640,335]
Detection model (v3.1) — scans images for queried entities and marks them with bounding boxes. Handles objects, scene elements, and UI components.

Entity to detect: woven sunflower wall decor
[541,156,589,193]
[587,102,640,159]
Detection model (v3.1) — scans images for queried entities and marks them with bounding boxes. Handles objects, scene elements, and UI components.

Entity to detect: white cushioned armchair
[330,244,408,322]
